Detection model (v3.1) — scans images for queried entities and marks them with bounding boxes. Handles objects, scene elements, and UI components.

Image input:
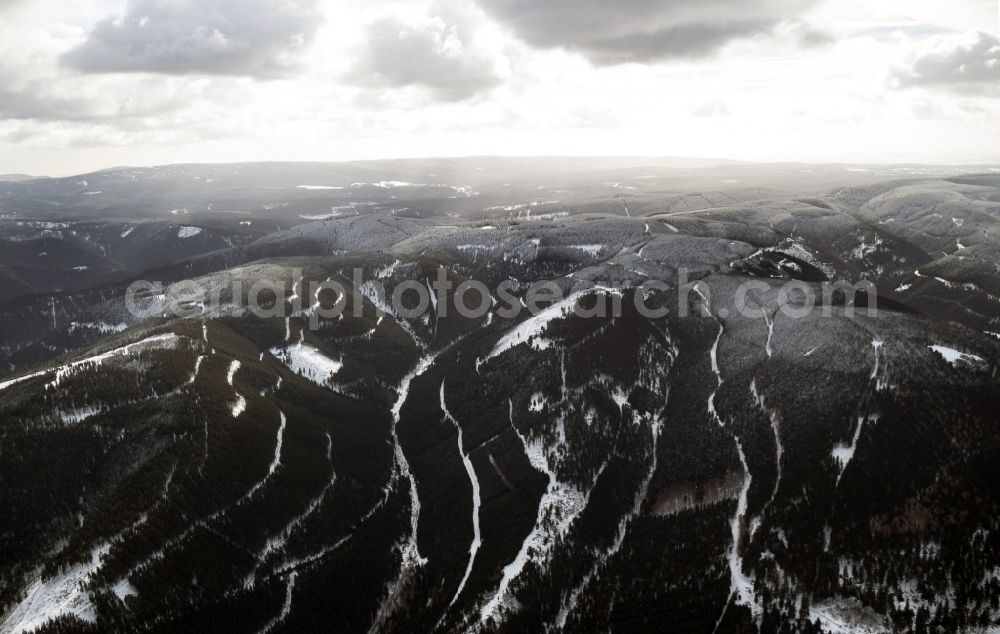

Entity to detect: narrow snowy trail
[368,344,457,634]
[693,282,761,628]
[426,278,440,340]
[287,273,303,311]
[112,409,288,591]
[267,432,335,557]
[245,411,287,503]
[552,328,676,630]
[360,281,426,350]
[727,442,755,609]
[366,335,478,634]
[477,399,589,626]
[271,533,353,579]
[256,573,297,634]
[0,333,184,394]
[832,337,889,485]
[712,442,756,634]
[391,355,437,566]
[227,360,246,418]
[707,322,725,425]
[554,411,666,631]
[188,356,205,386]
[871,339,886,389]
[695,281,726,425]
[762,309,775,358]
[440,382,482,609]
[750,380,783,525]
[246,433,337,588]
[833,415,878,485]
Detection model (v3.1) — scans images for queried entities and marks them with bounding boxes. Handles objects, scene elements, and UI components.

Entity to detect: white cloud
[63,0,323,77]
[0,0,999,173]
[345,3,507,101]
[891,31,1000,94]
[473,0,821,63]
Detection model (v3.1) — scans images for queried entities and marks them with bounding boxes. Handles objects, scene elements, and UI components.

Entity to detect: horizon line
[9,154,1000,181]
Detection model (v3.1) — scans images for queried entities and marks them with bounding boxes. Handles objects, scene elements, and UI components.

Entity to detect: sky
[0,0,998,176]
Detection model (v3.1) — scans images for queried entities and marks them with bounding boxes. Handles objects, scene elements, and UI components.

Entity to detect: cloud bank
[63,0,323,77]
[346,10,504,101]
[892,31,1000,93]
[473,0,819,63]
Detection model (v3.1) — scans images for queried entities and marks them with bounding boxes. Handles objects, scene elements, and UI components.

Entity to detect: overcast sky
[0,0,998,175]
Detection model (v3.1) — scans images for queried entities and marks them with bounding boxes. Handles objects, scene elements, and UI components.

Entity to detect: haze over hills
[0,158,998,634]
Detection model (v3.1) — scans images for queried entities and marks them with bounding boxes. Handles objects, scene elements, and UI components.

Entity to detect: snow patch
[68,321,128,335]
[833,415,878,484]
[528,392,547,413]
[809,598,889,634]
[929,345,984,366]
[484,287,621,363]
[269,341,342,387]
[569,244,605,256]
[376,260,402,279]
[0,544,110,634]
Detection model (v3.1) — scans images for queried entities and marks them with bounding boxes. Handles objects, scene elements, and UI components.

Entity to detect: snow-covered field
[809,598,890,633]
[269,341,342,387]
[832,415,878,484]
[0,544,110,634]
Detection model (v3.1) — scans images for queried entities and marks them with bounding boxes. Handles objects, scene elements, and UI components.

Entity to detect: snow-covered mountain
[0,160,999,634]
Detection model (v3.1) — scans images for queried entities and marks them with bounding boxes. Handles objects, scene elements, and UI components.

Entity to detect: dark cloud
[473,0,819,63]
[63,0,322,78]
[892,31,1000,93]
[0,71,101,122]
[346,14,503,101]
